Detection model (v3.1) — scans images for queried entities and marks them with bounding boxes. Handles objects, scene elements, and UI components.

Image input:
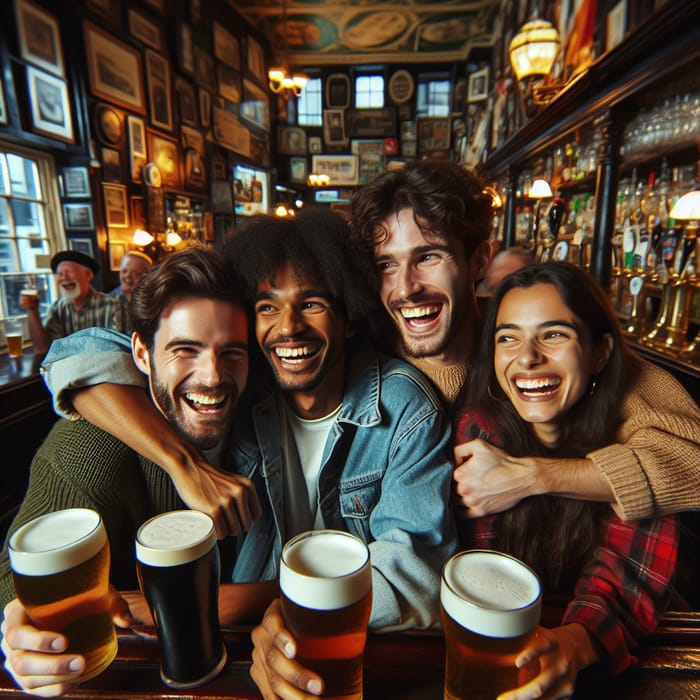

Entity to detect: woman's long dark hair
[463,262,640,589]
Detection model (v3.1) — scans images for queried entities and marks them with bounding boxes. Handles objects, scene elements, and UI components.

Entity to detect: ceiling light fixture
[268,0,308,99]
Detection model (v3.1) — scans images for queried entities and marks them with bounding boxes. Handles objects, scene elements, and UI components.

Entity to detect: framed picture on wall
[175,77,198,127]
[326,74,351,109]
[128,8,162,50]
[15,0,65,76]
[26,67,74,142]
[145,49,172,131]
[63,204,94,230]
[467,67,489,103]
[278,127,307,155]
[127,115,147,183]
[102,183,129,228]
[109,241,127,271]
[148,131,180,189]
[83,20,146,113]
[69,237,94,256]
[290,157,307,184]
[311,154,358,186]
[246,36,265,84]
[213,21,240,70]
[61,166,90,198]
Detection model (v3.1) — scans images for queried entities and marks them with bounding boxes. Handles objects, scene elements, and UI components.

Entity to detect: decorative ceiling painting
[226,1,502,66]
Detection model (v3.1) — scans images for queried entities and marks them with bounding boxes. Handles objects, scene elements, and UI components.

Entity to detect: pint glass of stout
[440,550,542,700]
[135,510,227,689]
[280,529,372,700]
[8,508,118,682]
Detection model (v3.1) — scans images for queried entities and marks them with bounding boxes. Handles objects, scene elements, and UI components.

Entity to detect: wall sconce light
[268,68,308,98]
[132,227,182,259]
[132,228,154,247]
[307,173,330,187]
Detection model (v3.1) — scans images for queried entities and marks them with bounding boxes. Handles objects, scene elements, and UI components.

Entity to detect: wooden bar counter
[1,612,699,699]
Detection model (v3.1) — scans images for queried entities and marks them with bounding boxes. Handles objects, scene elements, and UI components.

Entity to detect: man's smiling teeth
[185,392,225,406]
[400,305,440,319]
[275,346,314,358]
[515,377,561,391]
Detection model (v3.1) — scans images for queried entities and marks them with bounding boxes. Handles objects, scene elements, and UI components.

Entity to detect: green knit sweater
[0,418,184,610]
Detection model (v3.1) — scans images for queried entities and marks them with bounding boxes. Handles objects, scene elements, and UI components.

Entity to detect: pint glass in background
[280,529,372,700]
[9,508,118,682]
[135,510,226,689]
[440,550,542,700]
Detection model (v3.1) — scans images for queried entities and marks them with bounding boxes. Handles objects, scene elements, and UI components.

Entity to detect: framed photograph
[290,157,307,184]
[326,74,351,109]
[69,237,94,256]
[606,0,627,52]
[102,183,129,228]
[148,131,180,189]
[94,102,125,146]
[127,8,162,50]
[240,79,269,131]
[388,70,414,105]
[194,46,216,91]
[109,241,127,271]
[175,77,198,127]
[278,127,307,155]
[468,67,489,103]
[61,167,90,198]
[27,67,73,142]
[346,108,396,138]
[181,124,206,191]
[217,64,241,104]
[308,136,322,154]
[351,139,385,184]
[83,20,146,113]
[127,115,147,183]
[212,97,250,157]
[15,0,64,76]
[130,195,146,228]
[246,36,265,84]
[101,146,121,182]
[177,22,194,76]
[323,109,347,146]
[213,21,240,69]
[199,88,211,129]
[145,49,172,131]
[311,154,358,186]
[418,116,451,152]
[63,204,94,230]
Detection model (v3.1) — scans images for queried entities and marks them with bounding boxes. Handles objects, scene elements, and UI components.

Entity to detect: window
[355,75,384,109]
[416,77,451,117]
[0,142,63,332]
[297,77,322,127]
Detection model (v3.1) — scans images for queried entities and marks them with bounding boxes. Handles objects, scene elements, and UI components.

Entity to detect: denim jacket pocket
[338,471,383,521]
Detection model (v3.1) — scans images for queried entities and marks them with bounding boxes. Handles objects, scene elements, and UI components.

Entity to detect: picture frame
[148,131,180,189]
[212,97,250,157]
[68,237,94,257]
[467,67,489,103]
[145,49,172,131]
[94,102,125,147]
[606,0,627,52]
[61,166,90,198]
[198,89,211,129]
[127,115,147,183]
[213,21,240,70]
[27,67,73,142]
[127,8,162,50]
[325,74,351,109]
[417,116,451,152]
[83,20,146,114]
[175,77,198,127]
[323,109,348,146]
[194,46,216,91]
[176,22,194,76]
[15,0,65,77]
[290,157,307,184]
[63,204,94,230]
[311,154,358,186]
[278,128,307,157]
[217,64,241,104]
[130,195,146,228]
[246,36,266,84]
[346,108,396,138]
[351,139,385,184]
[388,70,414,105]
[240,79,269,132]
[308,136,322,154]
[109,241,127,271]
[101,146,121,182]
[181,124,206,191]
[102,183,129,228]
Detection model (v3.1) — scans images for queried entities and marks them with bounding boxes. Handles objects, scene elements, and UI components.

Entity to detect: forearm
[532,456,615,503]
[26,310,50,355]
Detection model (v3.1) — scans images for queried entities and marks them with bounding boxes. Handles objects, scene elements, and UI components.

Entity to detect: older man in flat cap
[19,250,124,354]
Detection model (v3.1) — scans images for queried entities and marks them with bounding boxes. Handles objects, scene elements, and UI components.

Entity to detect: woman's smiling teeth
[515,377,561,395]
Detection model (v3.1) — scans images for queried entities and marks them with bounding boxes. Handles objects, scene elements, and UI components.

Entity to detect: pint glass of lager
[280,530,372,700]
[440,550,542,700]
[135,510,226,689]
[9,508,118,682]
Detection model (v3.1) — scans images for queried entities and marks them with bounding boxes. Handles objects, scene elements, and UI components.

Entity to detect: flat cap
[51,250,99,274]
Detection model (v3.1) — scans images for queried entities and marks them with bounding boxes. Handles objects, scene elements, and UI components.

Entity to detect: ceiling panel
[227,1,502,67]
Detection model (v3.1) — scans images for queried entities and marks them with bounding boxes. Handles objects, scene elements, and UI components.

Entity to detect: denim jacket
[42,331,457,631]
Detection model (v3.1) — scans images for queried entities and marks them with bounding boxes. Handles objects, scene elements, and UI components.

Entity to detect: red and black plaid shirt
[456,411,678,675]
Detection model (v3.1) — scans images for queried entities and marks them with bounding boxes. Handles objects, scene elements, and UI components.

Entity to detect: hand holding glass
[440,549,542,700]
[9,508,118,682]
[280,529,372,700]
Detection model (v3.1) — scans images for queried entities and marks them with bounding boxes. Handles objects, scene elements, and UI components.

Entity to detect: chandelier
[268,0,308,99]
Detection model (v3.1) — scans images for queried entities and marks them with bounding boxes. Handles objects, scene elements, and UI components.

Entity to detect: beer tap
[539,196,566,262]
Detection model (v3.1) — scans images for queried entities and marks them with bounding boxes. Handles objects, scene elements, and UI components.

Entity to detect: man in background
[109,250,152,304]
[19,250,123,354]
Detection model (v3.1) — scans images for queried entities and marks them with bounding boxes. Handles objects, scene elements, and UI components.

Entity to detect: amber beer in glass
[440,550,542,700]
[135,510,226,689]
[9,508,118,681]
[280,530,372,700]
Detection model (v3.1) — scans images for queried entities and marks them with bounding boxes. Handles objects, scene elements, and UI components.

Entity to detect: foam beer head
[136,510,216,566]
[441,550,541,638]
[280,529,371,610]
[9,508,106,575]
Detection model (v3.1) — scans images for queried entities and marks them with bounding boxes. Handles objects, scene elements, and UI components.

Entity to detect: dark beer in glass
[440,550,541,700]
[135,510,226,689]
[280,530,372,700]
[9,508,118,681]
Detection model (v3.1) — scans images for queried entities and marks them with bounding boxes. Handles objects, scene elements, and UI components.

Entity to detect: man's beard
[60,285,81,302]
